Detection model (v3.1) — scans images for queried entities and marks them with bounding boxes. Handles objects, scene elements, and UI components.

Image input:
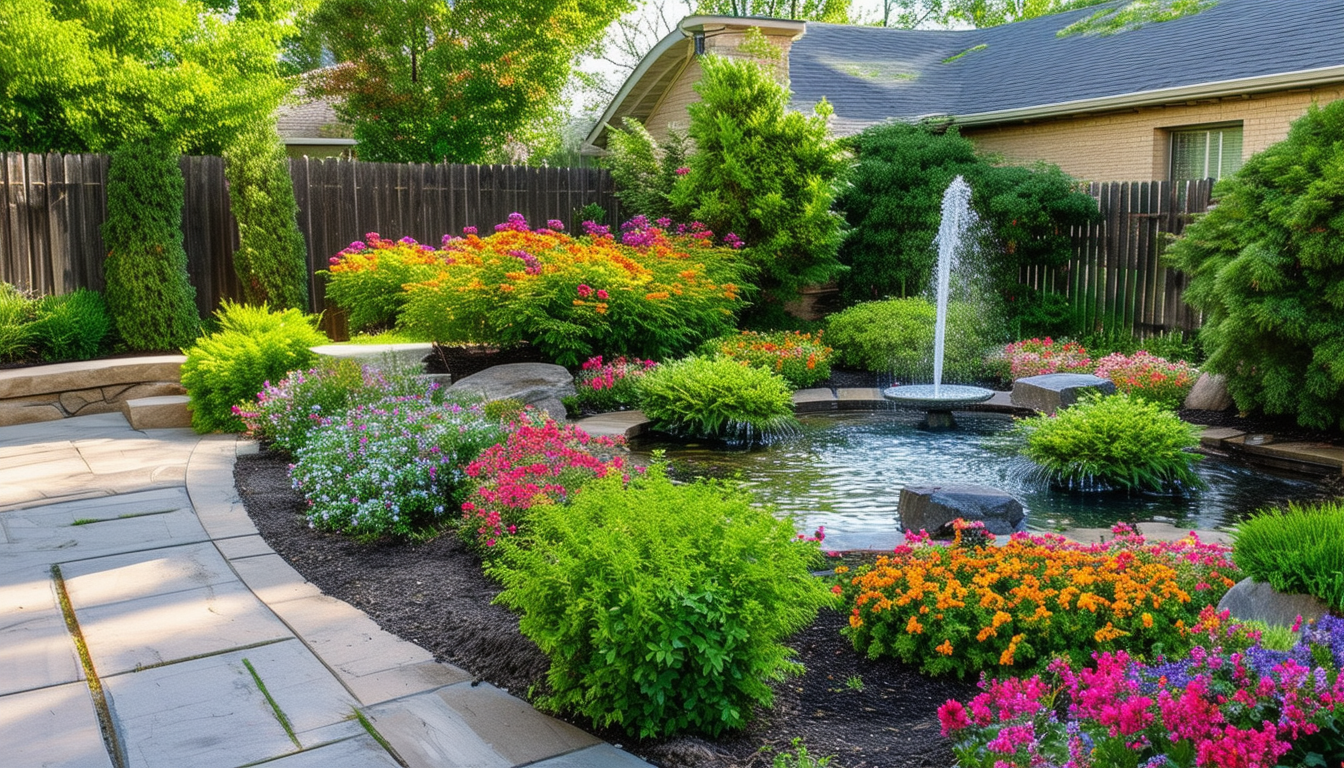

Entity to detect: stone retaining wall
[0,356,186,427]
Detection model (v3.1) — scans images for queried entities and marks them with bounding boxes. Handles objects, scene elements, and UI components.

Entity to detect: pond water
[633,411,1325,552]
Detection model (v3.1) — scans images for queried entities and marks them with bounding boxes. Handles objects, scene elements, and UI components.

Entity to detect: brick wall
[961,83,1344,182]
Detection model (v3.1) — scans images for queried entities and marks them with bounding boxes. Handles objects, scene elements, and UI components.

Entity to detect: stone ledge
[0,356,186,427]
[123,395,192,430]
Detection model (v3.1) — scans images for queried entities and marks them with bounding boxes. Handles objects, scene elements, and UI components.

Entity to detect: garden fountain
[883,176,994,429]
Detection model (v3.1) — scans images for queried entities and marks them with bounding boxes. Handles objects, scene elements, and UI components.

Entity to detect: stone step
[122,395,192,430]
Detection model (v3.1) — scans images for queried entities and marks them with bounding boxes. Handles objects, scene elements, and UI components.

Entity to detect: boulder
[1010,373,1116,415]
[898,484,1027,537]
[446,363,575,421]
[1216,578,1332,629]
[1184,372,1234,411]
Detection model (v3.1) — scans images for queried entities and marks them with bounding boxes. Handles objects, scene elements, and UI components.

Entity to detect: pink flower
[577,284,593,298]
[596,289,608,300]
[675,166,690,176]
[938,699,971,736]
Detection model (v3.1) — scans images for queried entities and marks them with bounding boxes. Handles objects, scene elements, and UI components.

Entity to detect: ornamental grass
[838,523,1239,678]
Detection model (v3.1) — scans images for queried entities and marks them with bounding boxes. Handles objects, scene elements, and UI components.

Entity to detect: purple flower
[348,240,367,251]
[462,226,478,236]
[398,236,418,245]
[582,221,610,237]
[546,219,564,231]
[655,217,672,228]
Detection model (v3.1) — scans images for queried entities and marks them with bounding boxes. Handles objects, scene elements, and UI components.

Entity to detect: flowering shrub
[1093,351,1199,410]
[563,355,656,415]
[998,337,1093,379]
[325,214,750,365]
[838,523,1239,677]
[236,359,439,455]
[290,397,503,539]
[1018,393,1203,491]
[940,611,1344,768]
[486,468,834,738]
[460,416,631,550]
[699,330,833,389]
[637,355,798,442]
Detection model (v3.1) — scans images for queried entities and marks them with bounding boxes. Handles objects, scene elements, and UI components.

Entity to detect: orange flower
[645,291,670,300]
[936,639,954,656]
[1142,613,1154,629]
[906,615,924,635]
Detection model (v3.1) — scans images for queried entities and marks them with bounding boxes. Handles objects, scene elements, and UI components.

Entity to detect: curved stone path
[0,412,648,768]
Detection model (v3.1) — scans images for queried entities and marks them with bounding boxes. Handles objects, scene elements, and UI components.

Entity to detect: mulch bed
[234,451,975,768]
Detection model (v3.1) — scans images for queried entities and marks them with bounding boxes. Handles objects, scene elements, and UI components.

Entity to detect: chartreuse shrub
[699,330,832,389]
[291,396,502,540]
[236,359,440,455]
[102,138,200,351]
[180,302,328,433]
[224,121,308,310]
[487,468,833,738]
[1018,393,1202,491]
[825,298,993,382]
[28,289,111,361]
[326,215,748,365]
[840,523,1238,677]
[1166,99,1344,430]
[637,356,798,441]
[1232,502,1344,612]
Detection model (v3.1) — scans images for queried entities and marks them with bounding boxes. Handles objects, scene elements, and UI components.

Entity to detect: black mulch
[234,451,976,768]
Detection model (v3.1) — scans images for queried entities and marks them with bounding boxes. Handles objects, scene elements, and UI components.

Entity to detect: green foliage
[637,356,799,441]
[836,123,1098,319]
[605,118,687,219]
[574,202,607,229]
[670,54,849,302]
[224,122,309,310]
[0,284,37,362]
[1057,0,1215,37]
[481,398,526,424]
[487,468,832,738]
[1238,620,1298,651]
[698,330,833,389]
[871,0,1109,28]
[1232,502,1344,612]
[180,302,328,433]
[770,738,834,768]
[693,0,850,21]
[1165,100,1344,430]
[101,139,201,351]
[1017,393,1203,491]
[0,0,294,154]
[825,298,994,381]
[308,0,632,163]
[28,289,111,361]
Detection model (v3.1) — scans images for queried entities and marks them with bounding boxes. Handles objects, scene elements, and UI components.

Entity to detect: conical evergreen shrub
[102,139,200,350]
[225,122,309,310]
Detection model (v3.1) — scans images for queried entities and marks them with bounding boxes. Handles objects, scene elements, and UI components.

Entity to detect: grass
[942,43,987,64]
[243,657,300,749]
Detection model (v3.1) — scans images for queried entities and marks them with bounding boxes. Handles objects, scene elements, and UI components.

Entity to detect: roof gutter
[942,64,1344,128]
[281,137,357,146]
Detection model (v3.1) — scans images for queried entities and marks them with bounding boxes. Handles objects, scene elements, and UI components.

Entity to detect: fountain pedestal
[883,384,994,430]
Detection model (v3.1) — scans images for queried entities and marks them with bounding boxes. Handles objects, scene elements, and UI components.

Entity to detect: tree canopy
[0,0,297,154]
[693,0,851,21]
[307,0,633,163]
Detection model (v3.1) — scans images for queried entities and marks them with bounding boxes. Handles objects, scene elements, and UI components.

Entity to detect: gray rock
[1216,577,1332,629]
[898,484,1027,537]
[1011,373,1116,415]
[1184,372,1233,411]
[446,363,575,422]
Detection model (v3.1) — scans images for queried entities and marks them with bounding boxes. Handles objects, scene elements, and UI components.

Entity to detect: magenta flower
[596,289,608,300]
[577,284,593,298]
[546,219,564,231]
[675,166,690,176]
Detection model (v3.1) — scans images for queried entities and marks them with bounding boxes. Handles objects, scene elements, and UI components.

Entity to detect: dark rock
[1184,372,1234,411]
[898,484,1027,537]
[446,363,575,421]
[1216,577,1332,629]
[1010,373,1116,415]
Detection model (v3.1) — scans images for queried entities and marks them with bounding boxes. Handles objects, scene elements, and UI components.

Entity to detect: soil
[234,451,977,768]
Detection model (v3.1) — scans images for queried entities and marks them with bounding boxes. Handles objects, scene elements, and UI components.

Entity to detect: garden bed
[235,449,977,768]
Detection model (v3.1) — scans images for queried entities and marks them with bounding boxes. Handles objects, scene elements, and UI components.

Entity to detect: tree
[308,0,633,163]
[102,140,201,351]
[0,0,296,154]
[1166,100,1344,430]
[605,118,688,220]
[861,0,1107,28]
[670,53,849,305]
[692,0,851,21]
[224,122,310,310]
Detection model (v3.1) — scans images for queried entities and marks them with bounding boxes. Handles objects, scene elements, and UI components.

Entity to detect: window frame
[1168,121,1244,181]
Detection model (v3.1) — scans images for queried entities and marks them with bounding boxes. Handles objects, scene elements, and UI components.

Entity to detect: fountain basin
[883,384,995,410]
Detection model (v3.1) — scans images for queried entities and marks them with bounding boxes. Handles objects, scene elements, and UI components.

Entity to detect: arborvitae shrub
[102,139,200,350]
[1166,99,1344,429]
[224,122,309,310]
[605,117,687,220]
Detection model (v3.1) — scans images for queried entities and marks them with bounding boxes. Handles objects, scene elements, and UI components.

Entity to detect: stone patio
[0,412,649,768]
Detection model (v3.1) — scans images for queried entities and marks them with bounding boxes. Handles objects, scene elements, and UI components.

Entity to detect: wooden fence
[0,153,618,334]
[1018,179,1215,335]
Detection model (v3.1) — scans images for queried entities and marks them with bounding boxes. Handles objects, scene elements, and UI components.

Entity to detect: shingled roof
[789,0,1344,133]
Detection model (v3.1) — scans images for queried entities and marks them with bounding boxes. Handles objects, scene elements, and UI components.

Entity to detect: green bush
[825,297,994,381]
[1017,393,1203,491]
[102,138,200,351]
[487,468,832,738]
[698,330,832,389]
[1166,99,1344,429]
[28,289,111,361]
[180,302,328,433]
[0,283,36,362]
[605,117,687,220]
[1232,502,1344,612]
[669,51,848,305]
[637,355,798,441]
[224,121,309,310]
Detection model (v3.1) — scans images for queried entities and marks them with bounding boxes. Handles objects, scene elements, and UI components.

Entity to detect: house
[585,0,1344,183]
[275,91,356,159]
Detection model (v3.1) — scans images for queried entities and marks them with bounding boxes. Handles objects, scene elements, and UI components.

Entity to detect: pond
[634,411,1325,551]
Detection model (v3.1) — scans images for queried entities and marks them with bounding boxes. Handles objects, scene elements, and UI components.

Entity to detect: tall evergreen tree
[102,140,201,350]
[224,122,310,310]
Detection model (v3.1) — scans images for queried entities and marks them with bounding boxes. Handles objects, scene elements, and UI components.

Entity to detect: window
[1169,123,1243,181]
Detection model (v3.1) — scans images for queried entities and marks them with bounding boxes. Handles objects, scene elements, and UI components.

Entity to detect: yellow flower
[1142,613,1154,629]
